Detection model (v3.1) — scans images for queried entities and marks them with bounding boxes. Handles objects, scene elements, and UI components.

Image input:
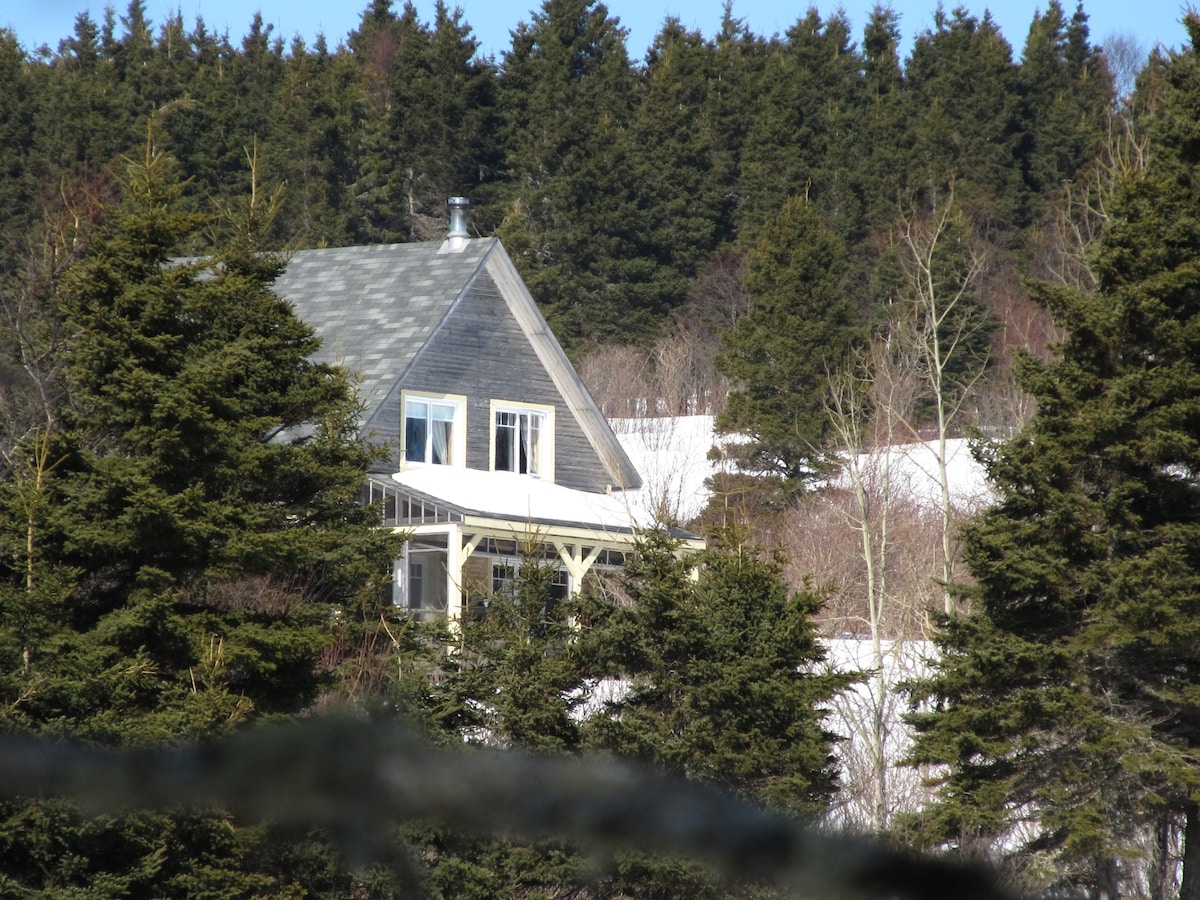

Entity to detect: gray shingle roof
[274,238,497,392]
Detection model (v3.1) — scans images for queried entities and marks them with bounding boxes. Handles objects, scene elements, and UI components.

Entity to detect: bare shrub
[782,489,946,642]
[1104,32,1147,105]
[579,317,729,419]
[578,344,653,419]
[686,249,750,332]
[579,250,746,421]
[187,573,318,618]
[823,637,938,831]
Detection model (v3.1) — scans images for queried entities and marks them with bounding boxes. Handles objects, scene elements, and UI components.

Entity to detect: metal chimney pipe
[448,197,470,239]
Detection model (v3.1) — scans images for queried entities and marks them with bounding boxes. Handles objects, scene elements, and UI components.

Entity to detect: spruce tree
[903,9,1027,228]
[858,6,909,232]
[581,528,856,817]
[494,0,641,349]
[265,35,361,248]
[1018,1,1114,199]
[736,10,866,243]
[0,31,34,263]
[0,144,400,894]
[617,20,725,327]
[903,17,1200,897]
[0,145,398,736]
[427,551,584,751]
[716,195,863,489]
[704,4,769,245]
[348,1,497,243]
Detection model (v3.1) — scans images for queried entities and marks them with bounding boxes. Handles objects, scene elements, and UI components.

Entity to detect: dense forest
[0,0,1122,355]
[3,0,1200,896]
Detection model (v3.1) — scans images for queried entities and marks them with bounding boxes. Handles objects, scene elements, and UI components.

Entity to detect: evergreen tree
[428,551,584,751]
[156,18,237,212]
[0,146,397,736]
[0,143,401,895]
[267,35,361,247]
[349,1,498,243]
[858,6,909,232]
[616,20,726,326]
[30,12,130,183]
[1018,1,1114,200]
[0,31,35,263]
[704,4,769,246]
[716,195,863,489]
[581,528,856,817]
[903,17,1200,897]
[903,9,1027,230]
[495,0,642,349]
[737,10,866,243]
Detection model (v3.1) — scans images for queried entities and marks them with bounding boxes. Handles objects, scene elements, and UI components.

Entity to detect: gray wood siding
[397,272,612,493]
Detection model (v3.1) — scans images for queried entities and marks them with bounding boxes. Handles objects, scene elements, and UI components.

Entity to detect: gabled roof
[272,237,642,491]
[273,238,497,390]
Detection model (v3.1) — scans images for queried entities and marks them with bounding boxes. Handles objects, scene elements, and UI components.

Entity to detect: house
[273,199,703,620]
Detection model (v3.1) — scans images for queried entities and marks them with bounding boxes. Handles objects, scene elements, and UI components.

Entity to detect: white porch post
[554,541,602,596]
[446,527,463,621]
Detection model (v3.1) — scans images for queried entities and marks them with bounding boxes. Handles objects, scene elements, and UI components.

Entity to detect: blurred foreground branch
[0,717,1010,899]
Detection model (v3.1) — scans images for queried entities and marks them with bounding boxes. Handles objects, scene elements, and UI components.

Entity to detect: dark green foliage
[737,10,867,243]
[429,551,584,751]
[859,7,910,231]
[581,528,856,817]
[0,0,1123,360]
[717,196,863,487]
[0,3,1160,886]
[44,151,392,613]
[0,799,398,897]
[0,32,35,259]
[902,18,1200,896]
[265,36,362,248]
[348,1,499,244]
[494,0,646,349]
[385,529,851,897]
[1018,1,1113,200]
[903,9,1027,229]
[0,148,400,892]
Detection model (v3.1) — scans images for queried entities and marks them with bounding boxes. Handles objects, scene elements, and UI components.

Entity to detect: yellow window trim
[400,390,468,469]
[488,399,555,482]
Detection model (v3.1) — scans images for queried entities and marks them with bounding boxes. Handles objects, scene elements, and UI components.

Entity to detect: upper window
[404,394,464,466]
[491,401,554,478]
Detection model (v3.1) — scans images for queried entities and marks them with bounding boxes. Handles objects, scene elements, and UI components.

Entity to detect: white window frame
[401,391,466,468]
[489,400,554,480]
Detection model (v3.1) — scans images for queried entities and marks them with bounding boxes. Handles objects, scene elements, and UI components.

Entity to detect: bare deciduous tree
[893,195,991,614]
[0,175,105,460]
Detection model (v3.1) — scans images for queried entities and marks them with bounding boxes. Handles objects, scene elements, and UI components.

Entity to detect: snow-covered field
[611,415,733,523]
[612,415,994,522]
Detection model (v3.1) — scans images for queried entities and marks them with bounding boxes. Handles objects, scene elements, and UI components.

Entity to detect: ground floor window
[490,560,570,601]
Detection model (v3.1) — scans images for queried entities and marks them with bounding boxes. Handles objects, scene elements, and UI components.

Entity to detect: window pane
[407,398,458,465]
[405,409,427,463]
[495,411,516,471]
[431,418,452,464]
[527,413,542,475]
[495,409,546,475]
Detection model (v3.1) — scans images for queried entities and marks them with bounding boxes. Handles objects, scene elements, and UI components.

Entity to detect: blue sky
[5,0,1192,62]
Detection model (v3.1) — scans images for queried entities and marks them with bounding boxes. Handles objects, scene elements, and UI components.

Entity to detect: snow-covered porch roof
[363,469,704,621]
[371,467,700,539]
